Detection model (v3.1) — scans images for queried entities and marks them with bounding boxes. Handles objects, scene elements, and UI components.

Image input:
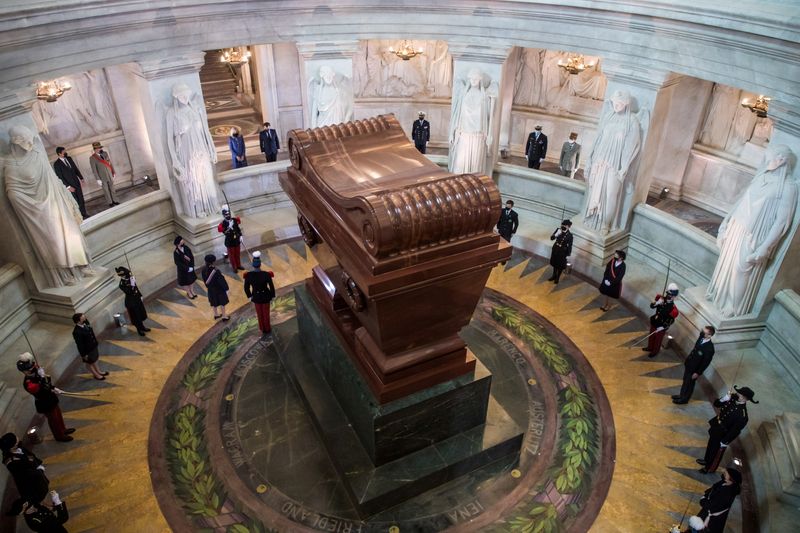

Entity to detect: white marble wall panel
[353,40,452,98]
[354,100,451,147]
[509,109,598,168]
[759,290,800,390]
[274,43,303,108]
[106,63,155,178]
[681,149,756,216]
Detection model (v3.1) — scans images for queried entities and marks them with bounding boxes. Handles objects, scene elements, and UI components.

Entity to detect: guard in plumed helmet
[698,386,758,474]
[16,353,74,442]
[243,251,275,336]
[644,282,680,357]
[217,205,244,273]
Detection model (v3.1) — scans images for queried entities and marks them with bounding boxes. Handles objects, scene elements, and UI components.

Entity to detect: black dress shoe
[56,436,74,442]
[138,330,146,336]
[698,467,709,474]
[671,395,681,400]
[672,399,688,404]
[65,428,76,435]
[641,347,651,352]
[143,327,151,332]
[100,371,109,376]
[237,266,246,271]
[94,375,106,380]
[696,458,706,465]
[547,276,555,282]
[112,201,120,206]
[647,353,657,358]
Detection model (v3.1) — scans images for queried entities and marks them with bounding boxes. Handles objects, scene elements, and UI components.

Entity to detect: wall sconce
[741,95,770,118]
[388,40,424,61]
[36,79,71,102]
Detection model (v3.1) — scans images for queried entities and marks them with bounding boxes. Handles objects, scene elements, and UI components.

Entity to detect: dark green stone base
[276,285,524,517]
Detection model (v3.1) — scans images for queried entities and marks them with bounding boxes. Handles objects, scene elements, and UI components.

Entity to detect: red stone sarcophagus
[281,114,510,403]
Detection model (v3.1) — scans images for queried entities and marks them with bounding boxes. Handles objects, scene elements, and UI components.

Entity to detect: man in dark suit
[52,147,88,218]
[496,199,519,243]
[525,125,548,169]
[259,122,280,162]
[672,326,715,404]
[411,111,430,154]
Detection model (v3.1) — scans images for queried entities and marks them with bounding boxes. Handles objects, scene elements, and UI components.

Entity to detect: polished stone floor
[9,243,753,532]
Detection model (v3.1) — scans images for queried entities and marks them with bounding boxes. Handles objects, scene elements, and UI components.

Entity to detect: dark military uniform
[244,269,276,334]
[496,207,519,243]
[411,118,430,154]
[525,131,548,169]
[697,478,740,533]
[22,373,70,441]
[3,445,49,508]
[548,227,572,283]
[24,501,69,532]
[598,259,625,299]
[702,397,748,472]
[674,333,715,402]
[119,276,148,334]
[202,265,230,308]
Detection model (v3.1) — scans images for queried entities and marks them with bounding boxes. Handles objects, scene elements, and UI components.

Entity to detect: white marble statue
[309,65,353,127]
[164,83,220,218]
[353,40,384,97]
[540,50,569,108]
[31,69,118,147]
[2,125,92,287]
[448,68,498,174]
[353,40,451,98]
[583,90,645,233]
[513,47,543,107]
[706,145,798,317]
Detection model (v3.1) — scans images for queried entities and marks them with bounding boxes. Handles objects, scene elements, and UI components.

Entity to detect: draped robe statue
[448,68,498,174]
[3,125,92,287]
[309,65,353,128]
[582,90,644,234]
[164,83,220,218]
[706,145,798,317]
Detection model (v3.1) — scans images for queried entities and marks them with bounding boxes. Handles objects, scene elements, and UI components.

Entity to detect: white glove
[54,387,64,394]
[130,276,136,287]
[720,442,728,448]
[188,267,194,272]
[96,180,102,186]
[555,229,563,236]
[50,490,62,506]
[37,465,45,471]
[604,280,610,286]
[656,326,664,332]
[540,158,545,162]
[37,367,46,378]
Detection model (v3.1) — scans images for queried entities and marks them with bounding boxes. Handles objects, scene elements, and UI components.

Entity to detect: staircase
[200,50,239,98]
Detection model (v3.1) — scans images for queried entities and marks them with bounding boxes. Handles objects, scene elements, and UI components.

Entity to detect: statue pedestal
[570,225,629,279]
[30,266,117,327]
[675,286,767,352]
[278,285,523,517]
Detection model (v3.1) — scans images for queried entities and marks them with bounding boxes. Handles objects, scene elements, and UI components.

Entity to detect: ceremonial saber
[123,248,133,273]
[630,328,663,347]
[59,390,101,397]
[672,494,695,533]
[661,258,671,297]
[21,329,39,365]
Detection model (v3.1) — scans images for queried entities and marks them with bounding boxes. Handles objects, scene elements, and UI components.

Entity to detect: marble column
[135,52,221,252]
[497,47,522,158]
[296,40,359,129]
[570,63,674,272]
[447,43,512,176]
[0,89,116,325]
[252,44,280,127]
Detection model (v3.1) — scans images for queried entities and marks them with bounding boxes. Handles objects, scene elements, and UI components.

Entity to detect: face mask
[233,132,239,137]
[569,140,575,144]
[561,226,567,231]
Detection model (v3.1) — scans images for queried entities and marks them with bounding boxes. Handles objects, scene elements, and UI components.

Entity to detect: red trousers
[227,246,241,270]
[647,325,668,355]
[45,406,68,440]
[254,302,271,333]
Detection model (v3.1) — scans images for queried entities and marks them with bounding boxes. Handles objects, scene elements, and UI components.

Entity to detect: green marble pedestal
[274,285,523,517]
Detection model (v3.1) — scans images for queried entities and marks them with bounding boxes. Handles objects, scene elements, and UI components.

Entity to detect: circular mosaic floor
[150,285,615,532]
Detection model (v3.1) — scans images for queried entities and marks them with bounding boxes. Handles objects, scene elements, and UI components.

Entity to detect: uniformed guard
[698,386,757,473]
[17,353,74,442]
[525,125,548,169]
[496,199,519,243]
[217,205,244,273]
[243,251,276,336]
[21,490,69,533]
[1,432,50,513]
[673,326,715,404]
[548,219,572,284]
[411,111,430,154]
[643,283,680,357]
[116,266,150,336]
